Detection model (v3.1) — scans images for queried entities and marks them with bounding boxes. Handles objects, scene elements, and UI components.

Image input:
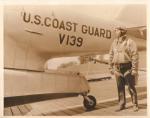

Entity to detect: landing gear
[82,94,96,110]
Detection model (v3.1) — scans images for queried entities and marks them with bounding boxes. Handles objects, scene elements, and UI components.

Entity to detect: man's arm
[129,39,139,75]
[109,42,114,74]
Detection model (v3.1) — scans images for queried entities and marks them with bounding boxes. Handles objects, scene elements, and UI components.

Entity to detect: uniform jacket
[109,35,139,73]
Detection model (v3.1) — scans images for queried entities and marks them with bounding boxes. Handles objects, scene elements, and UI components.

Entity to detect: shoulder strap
[123,38,131,61]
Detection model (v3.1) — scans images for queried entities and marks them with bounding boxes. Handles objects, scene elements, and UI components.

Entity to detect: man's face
[115,29,121,37]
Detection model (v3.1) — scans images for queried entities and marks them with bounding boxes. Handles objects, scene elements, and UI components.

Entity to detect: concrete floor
[4,71,147,116]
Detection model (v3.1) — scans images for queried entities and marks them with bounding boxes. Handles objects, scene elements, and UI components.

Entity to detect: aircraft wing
[114,4,146,40]
[126,26,146,39]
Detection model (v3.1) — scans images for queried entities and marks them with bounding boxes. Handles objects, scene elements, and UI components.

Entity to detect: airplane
[4,5,146,111]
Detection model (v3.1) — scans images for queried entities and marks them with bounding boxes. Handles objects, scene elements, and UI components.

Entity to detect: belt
[114,62,132,69]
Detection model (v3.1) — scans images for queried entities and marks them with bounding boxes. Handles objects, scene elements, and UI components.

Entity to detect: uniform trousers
[115,62,138,107]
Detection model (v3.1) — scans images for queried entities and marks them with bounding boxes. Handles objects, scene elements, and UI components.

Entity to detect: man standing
[109,27,139,112]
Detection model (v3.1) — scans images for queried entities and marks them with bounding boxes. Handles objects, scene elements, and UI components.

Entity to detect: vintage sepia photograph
[3,3,147,116]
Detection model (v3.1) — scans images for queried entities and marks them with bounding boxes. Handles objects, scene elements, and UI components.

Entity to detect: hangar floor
[4,71,147,116]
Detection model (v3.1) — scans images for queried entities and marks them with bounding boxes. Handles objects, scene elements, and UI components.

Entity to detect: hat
[115,26,127,36]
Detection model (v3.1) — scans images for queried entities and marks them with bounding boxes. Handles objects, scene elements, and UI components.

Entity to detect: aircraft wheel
[83,95,96,110]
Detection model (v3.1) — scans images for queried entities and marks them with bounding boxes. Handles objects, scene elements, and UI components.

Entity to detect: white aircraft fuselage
[4,6,146,100]
[5,6,146,70]
[5,6,115,55]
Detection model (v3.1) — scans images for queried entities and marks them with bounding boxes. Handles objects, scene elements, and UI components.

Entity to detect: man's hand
[131,70,137,76]
[114,71,123,78]
[110,69,114,75]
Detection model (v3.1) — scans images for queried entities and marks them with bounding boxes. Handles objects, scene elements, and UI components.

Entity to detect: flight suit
[109,35,139,108]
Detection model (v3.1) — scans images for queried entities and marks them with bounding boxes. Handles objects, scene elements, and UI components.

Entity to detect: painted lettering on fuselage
[22,12,112,47]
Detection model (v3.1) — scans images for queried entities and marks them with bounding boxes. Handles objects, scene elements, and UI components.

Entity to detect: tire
[83,95,96,110]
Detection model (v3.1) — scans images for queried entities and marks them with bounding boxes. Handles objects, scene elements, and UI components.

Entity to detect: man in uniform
[109,27,139,112]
